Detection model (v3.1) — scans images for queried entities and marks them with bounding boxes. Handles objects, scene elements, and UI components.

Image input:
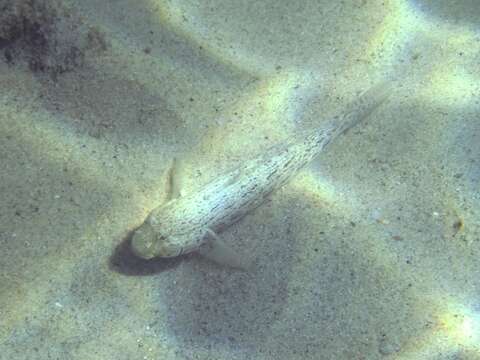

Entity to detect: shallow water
[1,0,479,359]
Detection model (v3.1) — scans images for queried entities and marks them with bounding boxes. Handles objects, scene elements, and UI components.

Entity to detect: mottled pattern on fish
[131,82,391,259]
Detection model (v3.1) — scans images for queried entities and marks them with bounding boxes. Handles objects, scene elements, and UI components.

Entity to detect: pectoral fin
[199,228,250,270]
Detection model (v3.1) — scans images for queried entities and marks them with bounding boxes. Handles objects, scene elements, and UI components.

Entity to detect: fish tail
[334,79,393,137]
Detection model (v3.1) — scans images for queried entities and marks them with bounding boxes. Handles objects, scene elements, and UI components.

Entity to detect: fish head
[131,222,183,259]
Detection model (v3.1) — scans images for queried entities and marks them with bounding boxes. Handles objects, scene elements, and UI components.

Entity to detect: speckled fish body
[131,82,391,259]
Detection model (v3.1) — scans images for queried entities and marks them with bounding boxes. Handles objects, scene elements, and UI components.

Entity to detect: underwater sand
[1,0,479,359]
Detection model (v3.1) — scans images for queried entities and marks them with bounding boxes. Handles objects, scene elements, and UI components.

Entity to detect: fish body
[131,82,391,260]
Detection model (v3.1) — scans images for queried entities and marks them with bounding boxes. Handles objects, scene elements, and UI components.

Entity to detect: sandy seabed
[1,0,479,359]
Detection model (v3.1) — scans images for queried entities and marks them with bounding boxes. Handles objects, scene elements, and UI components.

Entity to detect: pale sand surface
[1,0,479,359]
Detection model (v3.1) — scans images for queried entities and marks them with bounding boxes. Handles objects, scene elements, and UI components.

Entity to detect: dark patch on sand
[0,0,107,79]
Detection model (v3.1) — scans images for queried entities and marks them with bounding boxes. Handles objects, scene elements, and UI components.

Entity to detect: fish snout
[131,223,158,259]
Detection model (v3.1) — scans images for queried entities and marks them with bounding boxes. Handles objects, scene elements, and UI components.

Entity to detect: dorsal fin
[166,157,184,200]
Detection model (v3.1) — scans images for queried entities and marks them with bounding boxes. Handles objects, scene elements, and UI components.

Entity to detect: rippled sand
[1,0,479,359]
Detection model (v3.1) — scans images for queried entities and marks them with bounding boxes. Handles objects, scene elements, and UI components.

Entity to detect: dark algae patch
[0,0,107,78]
